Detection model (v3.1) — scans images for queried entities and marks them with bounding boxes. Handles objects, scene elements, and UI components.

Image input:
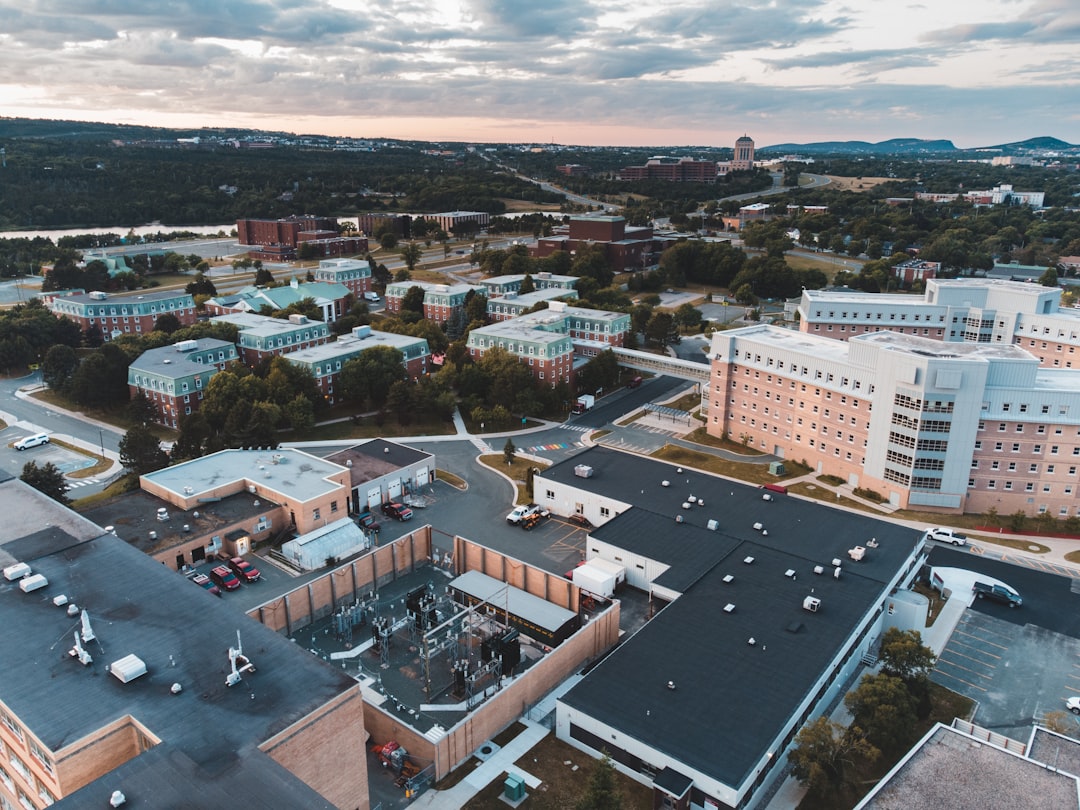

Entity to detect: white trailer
[586,558,626,588]
[572,563,617,600]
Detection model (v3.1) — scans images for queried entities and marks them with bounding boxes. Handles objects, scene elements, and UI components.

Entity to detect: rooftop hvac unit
[4,562,31,581]
[574,465,594,479]
[110,654,148,684]
[722,574,734,583]
[661,480,670,487]
[803,596,821,612]
[687,495,697,503]
[785,569,796,578]
[831,558,842,567]
[743,556,755,565]
[707,519,719,531]
[248,485,257,494]
[174,339,199,353]
[183,486,193,495]
[753,522,763,531]
[813,565,824,575]
[19,574,48,592]
[834,566,842,579]
[723,603,736,613]
[89,291,108,300]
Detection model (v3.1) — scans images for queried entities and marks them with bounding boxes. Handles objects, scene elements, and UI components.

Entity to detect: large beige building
[708,322,1080,516]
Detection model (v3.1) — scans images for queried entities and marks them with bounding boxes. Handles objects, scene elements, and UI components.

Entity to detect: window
[330,501,338,513]
[313,508,321,521]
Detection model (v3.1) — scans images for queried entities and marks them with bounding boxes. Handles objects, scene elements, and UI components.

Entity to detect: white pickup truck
[926,527,968,546]
[506,504,543,525]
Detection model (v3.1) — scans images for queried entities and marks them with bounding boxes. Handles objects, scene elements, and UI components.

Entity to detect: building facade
[204,279,351,322]
[731,135,755,171]
[466,320,575,387]
[532,216,656,273]
[383,281,483,325]
[480,272,578,298]
[619,157,718,182]
[487,289,579,322]
[50,290,197,340]
[312,258,372,298]
[211,312,332,365]
[127,338,238,428]
[285,325,430,405]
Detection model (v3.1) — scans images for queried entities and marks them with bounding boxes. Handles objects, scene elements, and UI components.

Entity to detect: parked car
[209,565,241,591]
[227,556,261,583]
[506,504,542,525]
[567,513,593,530]
[626,376,643,389]
[381,502,414,521]
[357,510,381,533]
[190,572,222,597]
[1067,697,1080,715]
[13,433,49,450]
[973,581,1022,608]
[926,527,968,546]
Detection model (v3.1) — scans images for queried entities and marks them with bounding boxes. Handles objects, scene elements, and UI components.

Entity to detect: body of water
[0,223,236,242]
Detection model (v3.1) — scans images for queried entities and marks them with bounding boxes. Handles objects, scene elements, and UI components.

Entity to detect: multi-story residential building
[480,272,578,298]
[204,278,351,322]
[708,323,1080,516]
[312,258,371,298]
[892,259,941,286]
[731,134,755,171]
[796,279,1080,369]
[487,288,579,322]
[127,338,237,428]
[210,312,331,365]
[532,216,656,272]
[383,281,483,325]
[285,325,430,405]
[466,319,575,387]
[357,213,410,238]
[50,290,197,341]
[514,300,630,357]
[619,157,718,183]
[964,184,1045,208]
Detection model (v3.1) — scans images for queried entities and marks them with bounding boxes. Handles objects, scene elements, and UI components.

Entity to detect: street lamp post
[98,429,105,460]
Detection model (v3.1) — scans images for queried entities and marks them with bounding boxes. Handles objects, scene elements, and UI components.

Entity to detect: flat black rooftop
[325,438,433,488]
[0,479,355,807]
[80,489,278,555]
[553,447,923,792]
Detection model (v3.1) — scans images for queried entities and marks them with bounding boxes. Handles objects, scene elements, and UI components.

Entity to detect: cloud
[924,0,1080,45]
[764,48,938,75]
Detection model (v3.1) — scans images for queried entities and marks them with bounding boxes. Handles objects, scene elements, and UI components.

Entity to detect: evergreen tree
[575,755,621,810]
[20,461,71,506]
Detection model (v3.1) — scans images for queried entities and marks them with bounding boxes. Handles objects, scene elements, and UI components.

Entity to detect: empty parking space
[933,611,1015,693]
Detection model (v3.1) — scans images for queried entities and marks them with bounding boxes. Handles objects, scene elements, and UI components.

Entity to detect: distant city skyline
[0,0,1075,148]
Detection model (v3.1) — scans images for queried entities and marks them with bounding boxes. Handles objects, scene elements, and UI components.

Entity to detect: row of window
[976,440,1080,455]
[973,460,1078,475]
[971,478,1074,496]
[813,310,946,323]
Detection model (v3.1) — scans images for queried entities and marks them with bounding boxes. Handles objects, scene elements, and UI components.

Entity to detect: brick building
[619,157,718,183]
[285,325,430,405]
[127,338,237,428]
[50,290,197,341]
[210,312,331,365]
[487,288,579,322]
[0,477,368,810]
[312,258,372,298]
[236,215,365,260]
[466,319,575,387]
[428,211,490,235]
[480,272,578,298]
[532,216,656,273]
[384,281,484,325]
[357,213,411,239]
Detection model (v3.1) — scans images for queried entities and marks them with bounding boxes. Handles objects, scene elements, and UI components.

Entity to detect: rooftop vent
[723,603,736,613]
[687,495,697,503]
[747,637,756,646]
[3,562,31,581]
[667,680,676,690]
[109,790,126,808]
[183,486,193,495]
[743,556,755,565]
[786,621,805,634]
[813,565,825,575]
[722,574,734,583]
[762,493,773,501]
[156,508,169,521]
[661,480,670,487]
[110,654,148,684]
[148,530,156,540]
[753,522,764,531]
[785,569,796,578]
[707,519,719,531]
[19,574,47,593]
[52,594,68,607]
[831,558,842,567]
[803,596,821,613]
[834,566,842,579]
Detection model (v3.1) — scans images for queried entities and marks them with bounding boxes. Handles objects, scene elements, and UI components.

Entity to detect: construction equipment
[371,740,421,786]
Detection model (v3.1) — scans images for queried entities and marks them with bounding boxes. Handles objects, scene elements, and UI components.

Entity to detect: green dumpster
[504,773,526,801]
[769,461,786,476]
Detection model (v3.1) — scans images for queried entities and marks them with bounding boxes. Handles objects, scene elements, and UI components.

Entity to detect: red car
[190,572,222,596]
[209,565,241,591]
[381,502,414,521]
[227,556,261,583]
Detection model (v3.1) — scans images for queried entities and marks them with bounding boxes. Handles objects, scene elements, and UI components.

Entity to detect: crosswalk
[66,478,101,488]
[525,441,584,454]
[559,424,592,433]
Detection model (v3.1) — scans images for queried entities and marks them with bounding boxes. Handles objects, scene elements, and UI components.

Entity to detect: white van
[14,433,49,451]
[363,291,381,303]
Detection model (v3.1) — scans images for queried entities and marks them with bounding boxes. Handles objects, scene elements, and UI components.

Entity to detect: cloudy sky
[0,0,1076,148]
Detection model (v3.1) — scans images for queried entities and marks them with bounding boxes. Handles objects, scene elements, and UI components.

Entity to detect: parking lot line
[952,629,1008,653]
[933,669,988,692]
[937,650,996,675]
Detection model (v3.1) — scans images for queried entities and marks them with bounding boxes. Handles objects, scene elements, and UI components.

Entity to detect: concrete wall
[249,527,433,635]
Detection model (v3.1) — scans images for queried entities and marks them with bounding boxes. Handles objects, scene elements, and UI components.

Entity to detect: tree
[400,242,423,274]
[118,424,169,475]
[519,273,536,294]
[255,267,275,286]
[673,303,703,333]
[879,628,936,682]
[379,231,398,250]
[125,391,158,426]
[41,344,79,393]
[503,437,517,465]
[20,461,70,506]
[340,346,405,409]
[789,717,878,803]
[400,285,426,319]
[844,673,919,756]
[184,272,216,297]
[153,313,182,334]
[645,311,678,347]
[575,754,621,810]
[1040,267,1060,287]
[173,411,213,461]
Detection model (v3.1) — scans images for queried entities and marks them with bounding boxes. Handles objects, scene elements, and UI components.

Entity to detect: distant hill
[978,136,1075,151]
[761,138,957,155]
[762,135,1077,156]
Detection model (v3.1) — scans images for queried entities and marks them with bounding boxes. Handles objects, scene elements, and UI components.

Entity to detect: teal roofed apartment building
[50,290,198,340]
[204,278,351,322]
[384,281,484,325]
[127,338,238,428]
[211,312,332,365]
[285,325,430,405]
[466,319,575,387]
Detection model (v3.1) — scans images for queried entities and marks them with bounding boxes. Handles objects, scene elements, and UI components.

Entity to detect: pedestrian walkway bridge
[610,346,711,384]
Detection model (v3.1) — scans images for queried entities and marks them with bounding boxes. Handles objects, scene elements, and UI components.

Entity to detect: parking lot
[933,610,1080,738]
